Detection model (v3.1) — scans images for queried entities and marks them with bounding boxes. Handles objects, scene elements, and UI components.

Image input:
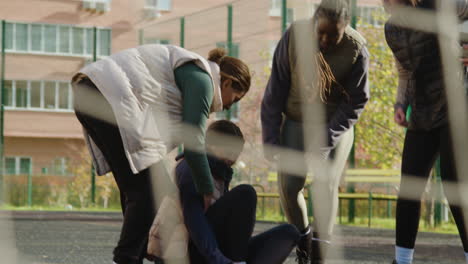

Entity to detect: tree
[354,13,405,169]
[68,146,93,208]
[96,173,117,208]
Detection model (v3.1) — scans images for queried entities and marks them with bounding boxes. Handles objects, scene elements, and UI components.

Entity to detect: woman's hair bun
[208,48,228,64]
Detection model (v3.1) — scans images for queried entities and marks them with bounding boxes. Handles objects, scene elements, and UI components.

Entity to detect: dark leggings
[396,126,468,251]
[189,185,300,264]
[73,78,174,264]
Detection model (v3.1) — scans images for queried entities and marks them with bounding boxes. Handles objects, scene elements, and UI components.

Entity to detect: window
[59,26,71,53]
[83,0,111,12]
[44,24,57,53]
[15,23,28,51]
[356,6,384,27]
[270,0,281,17]
[157,0,172,11]
[15,81,28,108]
[145,0,171,11]
[30,81,42,108]
[31,24,42,52]
[5,158,16,175]
[146,0,157,8]
[86,28,94,55]
[216,42,240,58]
[216,102,240,122]
[58,82,70,110]
[99,29,111,56]
[5,23,13,50]
[51,157,69,176]
[73,27,85,54]
[19,158,31,174]
[5,80,72,111]
[4,157,32,175]
[44,81,56,109]
[269,1,294,25]
[4,80,13,107]
[5,22,111,57]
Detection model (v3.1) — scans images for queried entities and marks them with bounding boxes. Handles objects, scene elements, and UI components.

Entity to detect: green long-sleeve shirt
[174,62,214,195]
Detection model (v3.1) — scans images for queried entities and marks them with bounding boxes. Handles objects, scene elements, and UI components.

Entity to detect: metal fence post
[0,20,6,206]
[347,0,358,224]
[386,184,392,218]
[27,171,32,207]
[180,17,185,48]
[90,26,98,205]
[281,0,288,33]
[91,165,96,204]
[351,0,358,29]
[226,4,233,120]
[434,158,442,226]
[368,192,373,228]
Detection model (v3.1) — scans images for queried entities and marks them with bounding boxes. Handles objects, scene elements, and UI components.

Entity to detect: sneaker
[295,247,311,264]
[295,229,313,264]
[392,261,397,264]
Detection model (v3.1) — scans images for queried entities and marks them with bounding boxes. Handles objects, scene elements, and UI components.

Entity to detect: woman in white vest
[71,45,251,264]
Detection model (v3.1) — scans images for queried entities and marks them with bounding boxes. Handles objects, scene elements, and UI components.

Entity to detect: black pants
[189,185,300,264]
[396,126,468,251]
[73,78,173,264]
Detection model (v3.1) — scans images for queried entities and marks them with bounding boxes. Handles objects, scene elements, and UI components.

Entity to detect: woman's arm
[326,47,370,149]
[394,57,411,111]
[261,29,292,159]
[174,63,215,195]
[176,162,232,264]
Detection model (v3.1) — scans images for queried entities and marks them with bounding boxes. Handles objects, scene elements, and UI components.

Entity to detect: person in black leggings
[397,127,468,251]
[383,0,468,263]
[177,120,300,264]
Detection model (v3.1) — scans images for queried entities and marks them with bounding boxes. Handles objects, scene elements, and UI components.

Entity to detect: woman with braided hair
[261,0,370,263]
[72,45,251,264]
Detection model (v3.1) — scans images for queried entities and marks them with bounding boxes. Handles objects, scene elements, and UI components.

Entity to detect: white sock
[464,251,468,264]
[395,246,414,264]
[312,237,331,244]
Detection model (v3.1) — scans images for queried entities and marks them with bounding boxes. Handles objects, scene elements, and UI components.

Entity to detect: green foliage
[354,12,405,169]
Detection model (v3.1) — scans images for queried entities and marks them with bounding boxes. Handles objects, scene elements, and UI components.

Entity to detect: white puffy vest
[78,44,223,175]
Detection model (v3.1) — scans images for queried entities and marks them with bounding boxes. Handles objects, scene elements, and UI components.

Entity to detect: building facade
[0,0,382,177]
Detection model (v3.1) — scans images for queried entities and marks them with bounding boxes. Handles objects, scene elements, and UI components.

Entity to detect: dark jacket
[385,0,468,130]
[176,155,233,264]
[261,23,370,151]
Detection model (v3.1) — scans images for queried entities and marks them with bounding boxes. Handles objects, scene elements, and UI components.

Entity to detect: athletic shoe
[295,229,313,264]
